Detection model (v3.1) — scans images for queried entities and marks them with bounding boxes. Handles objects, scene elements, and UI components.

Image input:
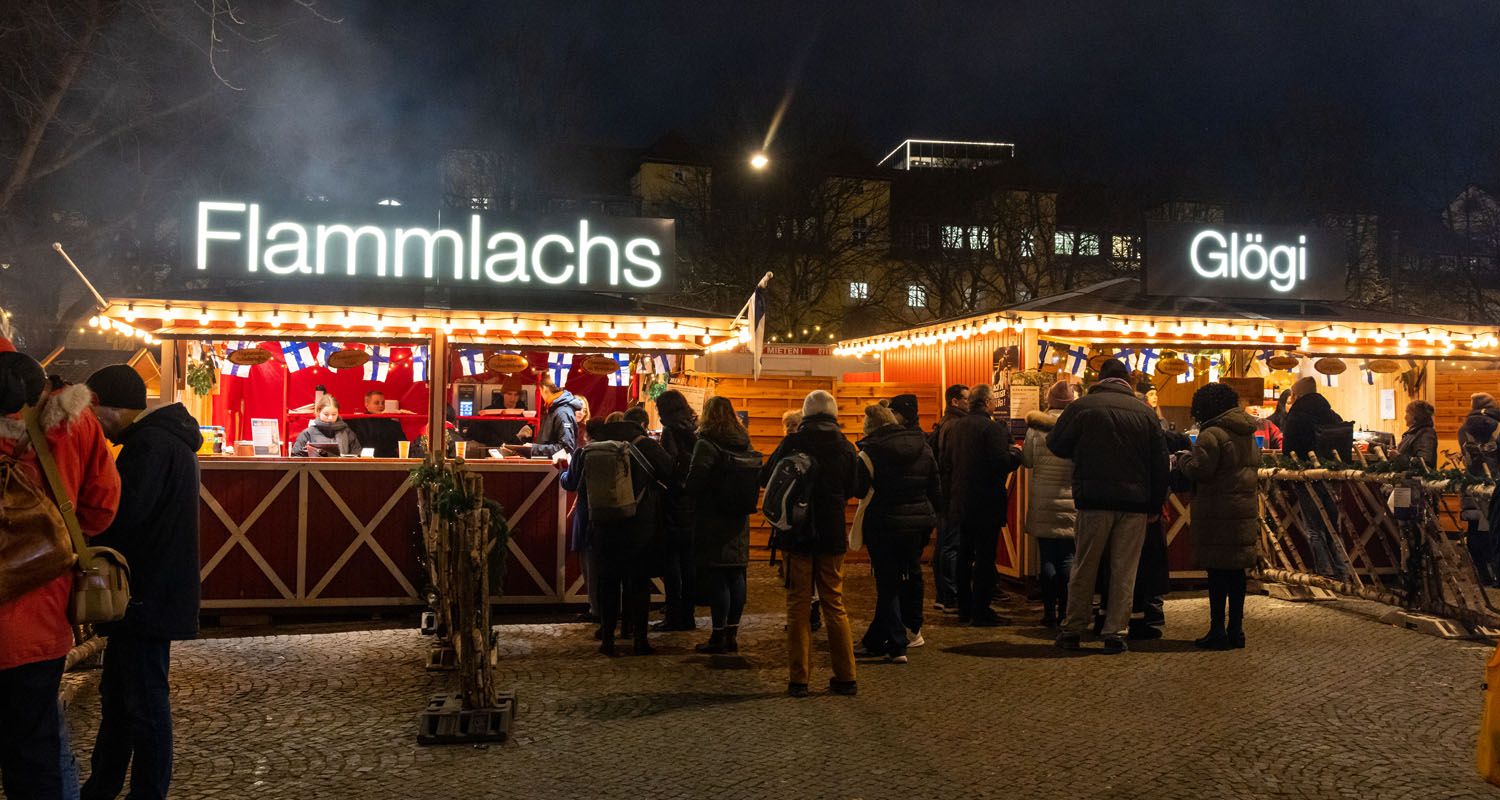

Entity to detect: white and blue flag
[546,352,573,387]
[457,348,487,377]
[364,346,391,381]
[318,342,340,366]
[1136,348,1160,375]
[411,346,430,383]
[281,341,317,373]
[220,342,253,378]
[1065,344,1089,377]
[1036,340,1052,370]
[606,353,630,387]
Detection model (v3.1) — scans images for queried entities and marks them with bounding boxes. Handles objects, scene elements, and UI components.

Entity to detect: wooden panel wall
[1436,367,1500,462]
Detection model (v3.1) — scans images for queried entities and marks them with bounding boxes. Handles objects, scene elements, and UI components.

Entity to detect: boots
[724,625,740,654]
[695,628,726,654]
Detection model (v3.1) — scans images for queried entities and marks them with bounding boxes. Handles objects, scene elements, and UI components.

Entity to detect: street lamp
[749,152,769,171]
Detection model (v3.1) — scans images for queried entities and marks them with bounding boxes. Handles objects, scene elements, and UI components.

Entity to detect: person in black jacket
[654,389,700,631]
[1459,393,1500,585]
[928,384,968,612]
[1281,377,1351,580]
[941,383,1022,626]
[1047,358,1167,653]
[684,397,757,654]
[559,411,672,656]
[83,365,204,800]
[854,405,940,662]
[762,390,858,697]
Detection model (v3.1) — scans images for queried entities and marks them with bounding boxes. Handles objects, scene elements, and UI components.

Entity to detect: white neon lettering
[1268,244,1297,292]
[1239,234,1267,280]
[316,224,388,276]
[531,234,575,284]
[262,222,310,274]
[247,203,261,273]
[196,201,245,271]
[469,215,482,280]
[395,228,463,279]
[577,220,618,285]
[623,238,663,288]
[1188,229,1309,293]
[1189,230,1228,278]
[484,232,528,282]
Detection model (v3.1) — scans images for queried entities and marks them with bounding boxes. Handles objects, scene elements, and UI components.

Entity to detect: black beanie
[87,364,148,410]
[0,352,45,415]
[889,393,919,424]
[1097,358,1130,382]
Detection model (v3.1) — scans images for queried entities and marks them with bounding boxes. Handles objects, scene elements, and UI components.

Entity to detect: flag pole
[731,272,775,324]
[52,243,108,310]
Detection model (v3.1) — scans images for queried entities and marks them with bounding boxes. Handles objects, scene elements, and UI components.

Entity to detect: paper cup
[397,440,411,459]
[454,440,467,460]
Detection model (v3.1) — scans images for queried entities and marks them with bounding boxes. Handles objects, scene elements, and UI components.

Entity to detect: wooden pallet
[416,691,516,745]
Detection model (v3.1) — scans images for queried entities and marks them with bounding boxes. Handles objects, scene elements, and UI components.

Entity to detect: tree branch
[26,89,217,185]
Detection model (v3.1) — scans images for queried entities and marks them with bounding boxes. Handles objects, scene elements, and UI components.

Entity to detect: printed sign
[1008,385,1040,420]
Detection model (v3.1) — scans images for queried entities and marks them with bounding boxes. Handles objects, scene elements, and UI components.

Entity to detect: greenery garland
[1259,453,1495,492]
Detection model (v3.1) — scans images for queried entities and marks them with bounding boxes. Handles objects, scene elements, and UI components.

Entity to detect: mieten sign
[1144,222,1345,301]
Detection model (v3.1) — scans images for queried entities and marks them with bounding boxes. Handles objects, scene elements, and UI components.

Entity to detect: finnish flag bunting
[1112,347,1135,371]
[1208,355,1222,384]
[1036,340,1052,370]
[1364,368,1375,386]
[1324,371,1339,388]
[1065,344,1089,377]
[546,352,574,387]
[364,345,391,381]
[1136,348,1160,375]
[607,353,630,387]
[317,341,340,366]
[220,342,253,378]
[1177,353,1195,384]
[281,341,317,373]
[411,346,430,383]
[649,354,673,375]
[457,348,487,377]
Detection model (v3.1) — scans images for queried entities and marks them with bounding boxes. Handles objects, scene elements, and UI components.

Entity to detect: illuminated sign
[1145,222,1345,301]
[193,201,674,292]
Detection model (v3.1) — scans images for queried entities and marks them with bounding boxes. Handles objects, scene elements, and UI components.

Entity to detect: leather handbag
[25,408,131,624]
[0,413,75,605]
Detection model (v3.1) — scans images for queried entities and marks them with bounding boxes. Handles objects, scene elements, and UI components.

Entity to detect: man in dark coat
[83,365,204,800]
[654,389,700,631]
[928,384,968,612]
[1459,393,1500,585]
[941,383,1022,626]
[1047,358,1167,653]
[889,393,921,431]
[344,389,406,457]
[1281,376,1351,579]
[528,373,583,458]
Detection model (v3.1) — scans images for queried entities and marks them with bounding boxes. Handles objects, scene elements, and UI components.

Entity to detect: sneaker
[1127,624,1164,641]
[888,654,909,664]
[933,600,950,612]
[1055,633,1081,650]
[906,630,925,648]
[853,643,882,658]
[828,679,858,696]
[787,682,809,698]
[1102,637,1128,654]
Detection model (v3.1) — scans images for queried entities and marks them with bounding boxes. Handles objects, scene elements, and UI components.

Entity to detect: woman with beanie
[654,389,700,631]
[763,389,858,697]
[684,397,758,654]
[0,348,121,796]
[1177,383,1261,650]
[853,403,940,663]
[1022,380,1079,627]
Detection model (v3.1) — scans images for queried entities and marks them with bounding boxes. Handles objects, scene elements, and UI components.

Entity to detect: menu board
[251,418,279,456]
[1009,385,1040,420]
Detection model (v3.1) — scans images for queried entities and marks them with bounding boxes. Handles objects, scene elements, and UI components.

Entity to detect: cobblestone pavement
[47,569,1500,800]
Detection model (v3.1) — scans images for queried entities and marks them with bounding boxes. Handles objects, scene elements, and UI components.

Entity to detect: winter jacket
[290,419,361,457]
[1281,392,1343,461]
[531,391,584,458]
[1047,380,1168,514]
[93,403,204,640]
[0,385,121,671]
[659,418,698,547]
[762,414,857,555]
[685,426,755,568]
[1255,417,1284,451]
[558,419,672,552]
[1179,408,1262,570]
[345,417,406,458]
[854,424,940,538]
[940,408,1022,529]
[1459,409,1500,475]
[1395,421,1438,469]
[930,407,966,504]
[1021,410,1075,539]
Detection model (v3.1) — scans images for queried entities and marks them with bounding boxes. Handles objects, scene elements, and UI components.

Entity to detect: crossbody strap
[24,404,91,562]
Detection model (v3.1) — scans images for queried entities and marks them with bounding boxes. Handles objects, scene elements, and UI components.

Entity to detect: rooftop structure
[877,138,1016,170]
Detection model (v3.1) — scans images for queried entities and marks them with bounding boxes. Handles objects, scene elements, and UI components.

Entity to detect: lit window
[852,215,870,244]
[376,197,402,207]
[470,196,494,210]
[1112,235,1136,259]
[907,284,927,308]
[969,226,991,250]
[849,281,870,300]
[942,225,965,249]
[1078,234,1100,256]
[1054,231,1076,254]
[1020,231,1036,257]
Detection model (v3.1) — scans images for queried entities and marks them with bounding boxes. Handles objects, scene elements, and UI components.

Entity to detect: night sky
[206,2,1500,207]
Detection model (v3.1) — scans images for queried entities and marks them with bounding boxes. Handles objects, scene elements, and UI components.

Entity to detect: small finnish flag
[318,342,340,366]
[546,352,573,387]
[220,342,253,378]
[458,349,487,377]
[607,353,630,387]
[411,346,430,383]
[281,342,317,373]
[1065,345,1088,377]
[364,346,391,381]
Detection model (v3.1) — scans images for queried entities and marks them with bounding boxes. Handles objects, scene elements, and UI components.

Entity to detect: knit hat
[863,403,898,435]
[1291,376,1318,399]
[889,393,919,425]
[0,351,46,415]
[1097,358,1130,382]
[802,389,838,419]
[1473,392,1497,411]
[1045,380,1079,410]
[86,364,147,410]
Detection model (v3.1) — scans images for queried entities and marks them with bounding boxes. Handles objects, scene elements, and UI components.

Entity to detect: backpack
[582,437,651,524]
[762,451,818,551]
[0,442,74,606]
[710,441,764,516]
[1314,421,1354,463]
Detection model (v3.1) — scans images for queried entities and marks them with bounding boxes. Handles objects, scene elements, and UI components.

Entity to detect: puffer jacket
[685,425,754,568]
[531,391,584,458]
[0,385,121,670]
[762,414,856,555]
[1458,408,1500,475]
[290,419,361,457]
[659,418,698,547]
[1395,421,1438,469]
[854,423,940,537]
[940,407,1022,528]
[1282,392,1342,461]
[1021,410,1075,539]
[1046,380,1168,514]
[1180,408,1262,570]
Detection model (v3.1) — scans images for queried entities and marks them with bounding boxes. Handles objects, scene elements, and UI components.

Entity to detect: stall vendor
[344,389,407,458]
[465,385,535,447]
[291,396,361,457]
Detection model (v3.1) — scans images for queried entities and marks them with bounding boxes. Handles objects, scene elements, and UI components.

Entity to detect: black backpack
[762,451,818,551]
[709,441,764,515]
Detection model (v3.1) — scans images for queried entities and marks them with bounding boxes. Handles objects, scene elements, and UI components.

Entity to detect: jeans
[595,545,650,647]
[862,532,926,656]
[706,566,747,629]
[1206,568,1247,636]
[660,537,697,628]
[1036,537,1076,619]
[0,657,65,800]
[82,634,173,800]
[933,520,960,604]
[956,520,1001,619]
[785,553,856,685]
[1298,482,1350,579]
[1063,510,1147,639]
[61,698,80,800]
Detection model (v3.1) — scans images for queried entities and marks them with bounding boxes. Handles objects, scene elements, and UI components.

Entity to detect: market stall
[87,199,745,614]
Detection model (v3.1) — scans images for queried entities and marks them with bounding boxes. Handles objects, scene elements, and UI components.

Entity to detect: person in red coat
[0,345,121,798]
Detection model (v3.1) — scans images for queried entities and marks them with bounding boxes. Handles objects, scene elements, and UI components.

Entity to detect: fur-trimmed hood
[0,383,94,440]
[1026,409,1059,431]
